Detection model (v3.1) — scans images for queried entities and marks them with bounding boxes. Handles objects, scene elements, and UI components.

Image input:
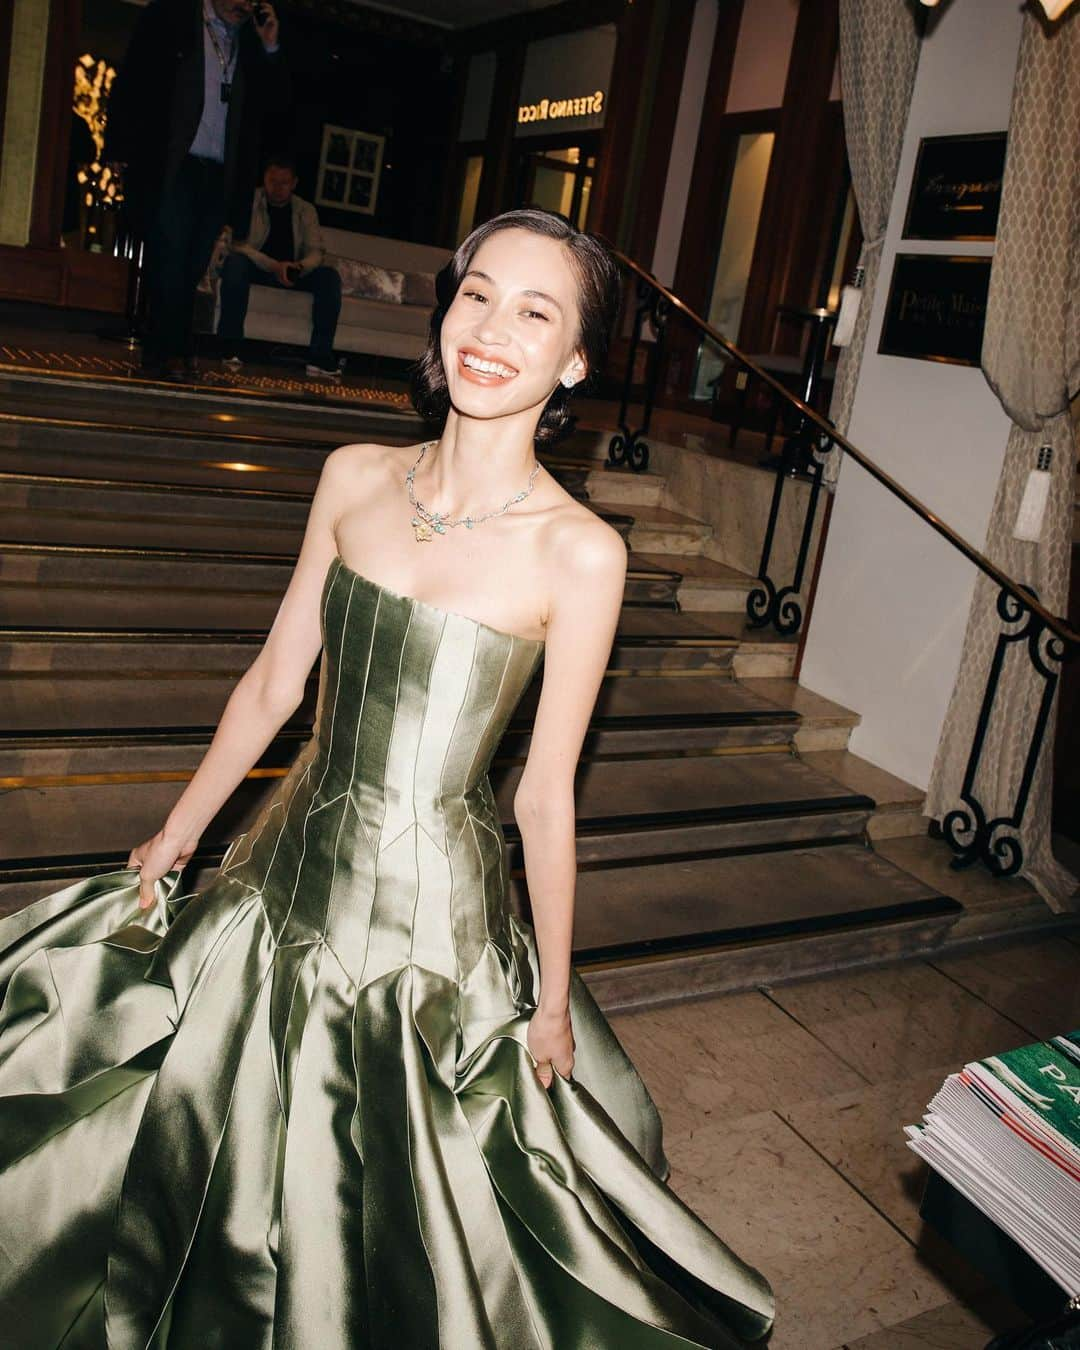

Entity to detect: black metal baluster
[747,422,836,636]
[608,275,671,474]
[943,586,1077,876]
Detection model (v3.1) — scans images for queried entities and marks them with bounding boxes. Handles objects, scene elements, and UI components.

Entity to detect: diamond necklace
[406,441,542,543]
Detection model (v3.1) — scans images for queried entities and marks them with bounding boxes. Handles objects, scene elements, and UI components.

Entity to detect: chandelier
[919,0,1075,15]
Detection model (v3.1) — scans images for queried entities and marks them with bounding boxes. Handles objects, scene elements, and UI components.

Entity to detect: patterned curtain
[826,0,922,460]
[925,7,1080,910]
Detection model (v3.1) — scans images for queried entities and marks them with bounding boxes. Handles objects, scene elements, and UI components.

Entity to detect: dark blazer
[106,0,290,236]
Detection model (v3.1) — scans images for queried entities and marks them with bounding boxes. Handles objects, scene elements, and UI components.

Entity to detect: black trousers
[144,155,225,362]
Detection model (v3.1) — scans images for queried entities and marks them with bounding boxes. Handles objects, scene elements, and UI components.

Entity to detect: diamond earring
[561,374,577,389]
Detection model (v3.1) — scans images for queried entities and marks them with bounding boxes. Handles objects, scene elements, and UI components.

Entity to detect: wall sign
[903,132,1007,241]
[514,25,615,139]
[517,91,605,126]
[878,253,992,367]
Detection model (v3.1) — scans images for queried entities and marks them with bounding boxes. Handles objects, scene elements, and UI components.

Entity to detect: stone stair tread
[563,842,952,959]
[677,610,796,646]
[588,500,707,529]
[1,664,790,736]
[0,614,738,658]
[740,677,861,727]
[495,750,871,824]
[626,553,682,578]
[634,550,754,584]
[800,749,926,814]
[612,609,744,639]
[1,747,873,873]
[0,445,324,495]
[873,834,1042,913]
[587,465,666,486]
[527,675,792,725]
[0,371,422,437]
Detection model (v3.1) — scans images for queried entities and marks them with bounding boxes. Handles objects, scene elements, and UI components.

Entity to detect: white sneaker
[305,361,341,381]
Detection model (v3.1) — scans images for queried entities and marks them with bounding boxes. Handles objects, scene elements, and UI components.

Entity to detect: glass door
[516,135,599,229]
[692,129,776,399]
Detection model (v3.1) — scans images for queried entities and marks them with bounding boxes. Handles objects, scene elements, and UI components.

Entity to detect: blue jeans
[218,253,342,364]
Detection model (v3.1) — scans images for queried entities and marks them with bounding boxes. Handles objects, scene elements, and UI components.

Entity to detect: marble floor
[609,930,1080,1349]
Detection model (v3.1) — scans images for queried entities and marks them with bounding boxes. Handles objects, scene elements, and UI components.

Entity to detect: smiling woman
[0,208,775,1348]
[413,206,617,444]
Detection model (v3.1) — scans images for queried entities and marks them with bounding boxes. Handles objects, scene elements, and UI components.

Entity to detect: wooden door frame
[0,0,129,311]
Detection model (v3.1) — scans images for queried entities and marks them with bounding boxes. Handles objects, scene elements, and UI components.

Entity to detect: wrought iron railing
[604,246,1079,880]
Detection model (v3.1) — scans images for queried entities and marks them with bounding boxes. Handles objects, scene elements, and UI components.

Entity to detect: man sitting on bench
[219,153,342,378]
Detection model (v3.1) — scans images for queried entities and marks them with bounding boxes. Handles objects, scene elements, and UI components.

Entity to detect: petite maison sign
[879,254,992,367]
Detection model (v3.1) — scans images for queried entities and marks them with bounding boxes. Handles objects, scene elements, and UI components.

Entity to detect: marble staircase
[1,372,1074,1009]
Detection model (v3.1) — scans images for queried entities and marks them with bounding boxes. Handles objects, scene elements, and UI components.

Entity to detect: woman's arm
[513,519,627,1085]
[129,447,353,906]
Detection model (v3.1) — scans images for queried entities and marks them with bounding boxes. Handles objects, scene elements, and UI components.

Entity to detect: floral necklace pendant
[406,441,541,544]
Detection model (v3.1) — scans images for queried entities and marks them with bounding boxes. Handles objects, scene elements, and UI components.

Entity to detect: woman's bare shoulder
[539,494,628,592]
[320,440,417,505]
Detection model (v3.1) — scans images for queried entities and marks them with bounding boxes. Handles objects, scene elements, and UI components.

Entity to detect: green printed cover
[981,1032,1080,1149]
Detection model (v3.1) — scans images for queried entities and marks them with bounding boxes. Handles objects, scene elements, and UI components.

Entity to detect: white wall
[726,0,798,113]
[799,0,1024,791]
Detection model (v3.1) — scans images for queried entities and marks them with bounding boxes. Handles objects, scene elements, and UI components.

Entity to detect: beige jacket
[233,189,325,275]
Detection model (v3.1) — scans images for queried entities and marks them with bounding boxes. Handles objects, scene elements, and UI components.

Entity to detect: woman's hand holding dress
[526,1004,575,1088]
[129,829,198,909]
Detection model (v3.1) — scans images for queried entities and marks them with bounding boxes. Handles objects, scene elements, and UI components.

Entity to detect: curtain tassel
[1012,444,1053,543]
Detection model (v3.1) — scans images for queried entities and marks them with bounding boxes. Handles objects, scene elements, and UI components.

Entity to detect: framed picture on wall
[316,125,385,216]
[878,253,992,367]
[902,132,1007,241]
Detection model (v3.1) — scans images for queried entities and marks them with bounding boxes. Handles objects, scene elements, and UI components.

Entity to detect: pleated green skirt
[0,559,774,1347]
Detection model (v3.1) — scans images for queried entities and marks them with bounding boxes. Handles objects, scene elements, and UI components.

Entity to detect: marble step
[0,423,606,511]
[0,743,875,882]
[740,678,860,752]
[0,632,800,749]
[0,370,423,444]
[0,467,631,549]
[580,834,1080,1012]
[635,550,759,612]
[0,473,312,553]
[584,466,665,508]
[0,408,346,483]
[0,542,668,626]
[523,841,956,968]
[619,504,714,557]
[5,831,1074,1005]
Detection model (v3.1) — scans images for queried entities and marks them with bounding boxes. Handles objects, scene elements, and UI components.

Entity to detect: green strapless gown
[0,555,774,1349]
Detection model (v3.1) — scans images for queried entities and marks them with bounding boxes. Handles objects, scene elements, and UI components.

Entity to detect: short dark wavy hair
[411,209,620,445]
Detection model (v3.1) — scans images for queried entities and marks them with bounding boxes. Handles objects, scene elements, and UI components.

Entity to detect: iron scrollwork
[746,421,838,637]
[943,585,1077,877]
[608,276,672,474]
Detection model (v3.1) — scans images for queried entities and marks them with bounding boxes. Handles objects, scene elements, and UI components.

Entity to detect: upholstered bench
[210,226,452,361]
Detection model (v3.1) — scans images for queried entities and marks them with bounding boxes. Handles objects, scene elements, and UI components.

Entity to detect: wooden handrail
[607,244,1080,650]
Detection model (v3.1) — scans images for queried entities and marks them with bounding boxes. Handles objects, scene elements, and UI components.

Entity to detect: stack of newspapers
[905,1030,1080,1298]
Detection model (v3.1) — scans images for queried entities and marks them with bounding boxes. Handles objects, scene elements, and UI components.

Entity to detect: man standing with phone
[218,155,343,379]
[106,0,288,381]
